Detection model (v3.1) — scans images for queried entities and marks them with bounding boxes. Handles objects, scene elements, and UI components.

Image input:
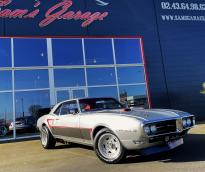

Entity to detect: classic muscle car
[37,97,195,163]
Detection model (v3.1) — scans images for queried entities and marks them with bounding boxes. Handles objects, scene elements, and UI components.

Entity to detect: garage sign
[0,0,109,27]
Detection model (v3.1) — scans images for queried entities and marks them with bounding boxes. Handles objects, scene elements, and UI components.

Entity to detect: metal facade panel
[154,0,205,119]
[3,0,87,36]
[4,0,205,118]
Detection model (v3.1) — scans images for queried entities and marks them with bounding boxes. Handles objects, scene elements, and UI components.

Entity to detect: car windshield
[79,98,124,112]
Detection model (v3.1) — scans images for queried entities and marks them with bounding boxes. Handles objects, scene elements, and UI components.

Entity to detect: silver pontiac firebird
[37,97,195,164]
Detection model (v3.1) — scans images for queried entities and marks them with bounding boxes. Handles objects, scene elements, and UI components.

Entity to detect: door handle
[55,118,60,121]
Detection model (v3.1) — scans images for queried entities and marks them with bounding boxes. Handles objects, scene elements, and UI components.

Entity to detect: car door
[51,100,82,139]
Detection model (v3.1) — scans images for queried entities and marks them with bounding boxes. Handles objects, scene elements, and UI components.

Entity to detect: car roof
[50,97,117,114]
[59,97,115,103]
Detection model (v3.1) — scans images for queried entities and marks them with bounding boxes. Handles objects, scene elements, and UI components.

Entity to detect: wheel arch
[41,122,54,136]
[92,125,117,140]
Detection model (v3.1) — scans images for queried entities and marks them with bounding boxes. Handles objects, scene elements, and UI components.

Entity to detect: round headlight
[144,126,151,135]
[182,119,187,127]
[150,125,157,134]
[187,118,192,126]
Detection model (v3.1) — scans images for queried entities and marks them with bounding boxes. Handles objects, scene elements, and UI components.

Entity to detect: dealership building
[0,0,205,141]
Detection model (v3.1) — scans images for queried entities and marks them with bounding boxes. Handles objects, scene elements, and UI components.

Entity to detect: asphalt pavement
[0,123,205,172]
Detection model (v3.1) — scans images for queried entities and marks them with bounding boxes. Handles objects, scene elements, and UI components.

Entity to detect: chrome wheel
[98,133,121,160]
[41,127,48,147]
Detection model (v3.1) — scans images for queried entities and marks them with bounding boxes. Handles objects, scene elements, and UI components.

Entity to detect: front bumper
[120,129,188,150]
[140,138,183,156]
[148,130,188,143]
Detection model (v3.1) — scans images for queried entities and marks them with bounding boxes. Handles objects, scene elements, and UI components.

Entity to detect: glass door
[56,90,70,103]
[56,88,87,103]
[71,89,86,99]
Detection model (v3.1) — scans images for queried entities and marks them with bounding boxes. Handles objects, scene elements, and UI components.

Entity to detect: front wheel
[40,126,56,149]
[94,128,126,164]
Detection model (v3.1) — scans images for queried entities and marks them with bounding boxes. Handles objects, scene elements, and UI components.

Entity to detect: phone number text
[161,2,205,11]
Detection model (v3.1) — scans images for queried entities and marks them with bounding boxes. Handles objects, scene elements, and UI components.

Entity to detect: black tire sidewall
[94,128,125,164]
[41,126,56,149]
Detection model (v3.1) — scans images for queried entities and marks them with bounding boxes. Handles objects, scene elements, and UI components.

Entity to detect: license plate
[168,138,184,149]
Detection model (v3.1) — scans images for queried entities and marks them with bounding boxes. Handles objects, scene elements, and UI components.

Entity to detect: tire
[0,126,8,137]
[94,128,126,164]
[40,125,56,149]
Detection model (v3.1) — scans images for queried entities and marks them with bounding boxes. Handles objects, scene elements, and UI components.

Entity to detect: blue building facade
[0,37,148,140]
[0,0,205,140]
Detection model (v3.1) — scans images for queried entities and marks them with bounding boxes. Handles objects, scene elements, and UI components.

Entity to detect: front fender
[37,115,55,134]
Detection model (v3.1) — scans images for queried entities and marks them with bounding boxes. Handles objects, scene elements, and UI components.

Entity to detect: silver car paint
[37,99,194,150]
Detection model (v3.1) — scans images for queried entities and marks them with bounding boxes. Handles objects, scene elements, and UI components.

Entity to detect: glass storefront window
[52,39,84,66]
[15,90,50,137]
[0,92,13,140]
[73,89,86,99]
[88,86,118,99]
[0,71,12,91]
[54,69,85,87]
[84,39,114,65]
[87,68,116,86]
[56,89,86,103]
[117,66,145,84]
[114,39,142,64]
[0,37,148,141]
[0,38,12,67]
[56,90,70,103]
[15,70,49,90]
[14,38,48,67]
[119,85,148,107]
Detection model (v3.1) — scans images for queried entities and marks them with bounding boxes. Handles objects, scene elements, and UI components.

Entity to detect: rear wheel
[40,125,56,149]
[94,128,126,164]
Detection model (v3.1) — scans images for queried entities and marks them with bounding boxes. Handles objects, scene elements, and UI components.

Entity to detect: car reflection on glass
[0,119,9,137]
[9,116,36,133]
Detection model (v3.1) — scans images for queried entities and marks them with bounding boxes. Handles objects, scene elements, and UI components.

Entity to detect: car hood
[95,108,190,122]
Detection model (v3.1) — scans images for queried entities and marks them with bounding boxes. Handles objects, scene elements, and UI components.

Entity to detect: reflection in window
[57,90,70,103]
[0,93,13,139]
[54,69,85,87]
[119,85,147,108]
[0,38,12,67]
[87,68,116,86]
[15,90,50,137]
[14,38,48,67]
[0,71,12,91]
[88,86,118,99]
[117,66,145,84]
[52,39,84,66]
[59,101,78,115]
[73,89,86,99]
[84,39,114,65]
[114,39,142,64]
[15,70,49,90]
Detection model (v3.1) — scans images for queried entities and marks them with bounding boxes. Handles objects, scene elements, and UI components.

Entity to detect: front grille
[149,130,187,143]
[155,120,176,135]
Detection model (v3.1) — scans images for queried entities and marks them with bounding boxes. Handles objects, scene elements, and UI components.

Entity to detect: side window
[68,101,79,114]
[55,101,79,116]
[60,103,70,115]
[54,105,62,115]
